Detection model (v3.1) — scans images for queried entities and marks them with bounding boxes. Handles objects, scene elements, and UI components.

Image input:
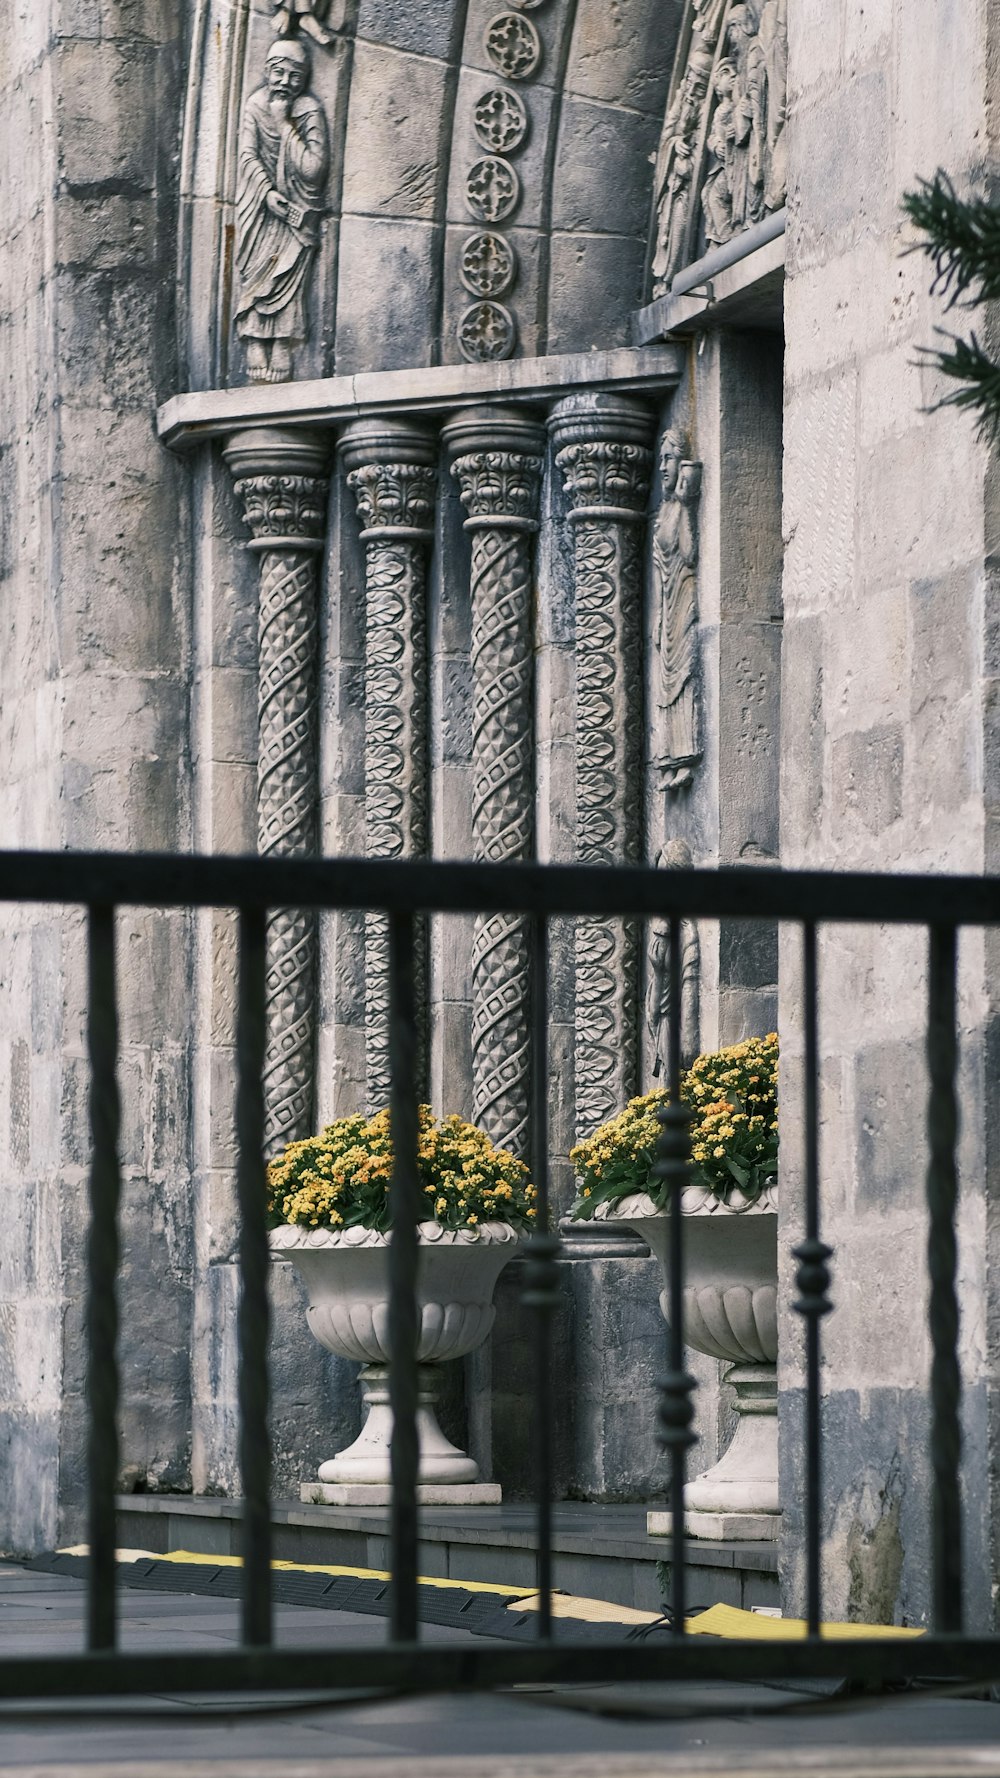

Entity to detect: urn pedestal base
[647,1362,779,1542]
[302,1482,503,1506]
[315,1363,499,1497]
[647,1509,780,1543]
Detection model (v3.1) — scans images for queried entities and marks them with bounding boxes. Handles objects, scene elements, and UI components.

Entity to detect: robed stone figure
[652,431,703,793]
[235,39,330,384]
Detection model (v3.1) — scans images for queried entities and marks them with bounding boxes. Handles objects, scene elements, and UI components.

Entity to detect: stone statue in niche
[652,431,702,794]
[725,3,766,231]
[647,840,701,1076]
[701,58,738,246]
[700,0,787,243]
[235,39,330,384]
[759,0,788,212]
[650,44,713,294]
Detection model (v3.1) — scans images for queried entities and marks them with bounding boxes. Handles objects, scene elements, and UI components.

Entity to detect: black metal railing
[1,848,999,1697]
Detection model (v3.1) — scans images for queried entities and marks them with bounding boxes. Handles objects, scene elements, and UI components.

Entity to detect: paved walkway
[2,1565,1000,1776]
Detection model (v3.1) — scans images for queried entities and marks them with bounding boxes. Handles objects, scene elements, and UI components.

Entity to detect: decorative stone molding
[650,0,788,298]
[340,420,437,1113]
[444,407,545,1158]
[234,39,331,385]
[224,426,330,1157]
[647,838,701,1076]
[550,394,653,1139]
[652,429,703,793]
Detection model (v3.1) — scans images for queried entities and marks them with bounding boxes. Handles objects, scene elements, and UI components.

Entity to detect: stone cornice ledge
[157,347,684,452]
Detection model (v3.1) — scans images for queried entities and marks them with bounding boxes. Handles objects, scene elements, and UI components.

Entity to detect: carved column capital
[443,407,545,533]
[549,395,654,522]
[224,427,331,552]
[339,419,437,541]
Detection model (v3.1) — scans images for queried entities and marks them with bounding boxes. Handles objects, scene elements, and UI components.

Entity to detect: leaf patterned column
[444,408,545,1159]
[339,420,437,1112]
[224,426,331,1157]
[550,396,654,1138]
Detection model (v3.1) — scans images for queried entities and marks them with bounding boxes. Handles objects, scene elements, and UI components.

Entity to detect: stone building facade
[1,0,998,1628]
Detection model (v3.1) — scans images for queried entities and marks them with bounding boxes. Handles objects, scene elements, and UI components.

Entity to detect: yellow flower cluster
[267,1104,537,1235]
[569,1034,779,1218]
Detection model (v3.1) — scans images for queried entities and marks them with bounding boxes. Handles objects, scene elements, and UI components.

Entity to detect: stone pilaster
[550,395,653,1138]
[224,426,330,1158]
[339,420,437,1112]
[443,407,545,1159]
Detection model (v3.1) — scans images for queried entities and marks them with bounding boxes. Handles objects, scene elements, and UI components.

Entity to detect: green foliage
[904,172,1000,306]
[267,1105,538,1235]
[569,1034,779,1221]
[904,170,1000,440]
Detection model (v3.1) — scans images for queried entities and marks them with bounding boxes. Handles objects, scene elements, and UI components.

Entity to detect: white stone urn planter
[270,1220,520,1505]
[594,1182,779,1541]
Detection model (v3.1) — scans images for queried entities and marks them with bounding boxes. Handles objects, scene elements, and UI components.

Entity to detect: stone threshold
[156,345,684,450]
[115,1495,779,1618]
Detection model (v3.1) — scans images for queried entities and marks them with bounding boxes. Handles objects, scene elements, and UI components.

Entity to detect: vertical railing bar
[802,923,823,1637]
[86,903,121,1653]
[530,915,553,1641]
[927,922,963,1634]
[667,916,687,1633]
[388,909,420,1644]
[235,907,272,1648]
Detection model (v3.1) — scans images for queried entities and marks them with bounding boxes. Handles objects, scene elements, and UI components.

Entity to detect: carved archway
[177,0,679,388]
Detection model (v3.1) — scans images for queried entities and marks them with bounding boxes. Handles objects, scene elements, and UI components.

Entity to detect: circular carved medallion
[457,300,517,362]
[460,231,517,298]
[484,12,541,81]
[465,156,520,223]
[473,86,529,154]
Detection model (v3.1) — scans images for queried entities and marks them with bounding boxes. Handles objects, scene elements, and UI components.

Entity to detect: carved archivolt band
[551,400,653,1139]
[224,428,330,1159]
[445,411,545,1159]
[650,0,788,298]
[341,423,436,1113]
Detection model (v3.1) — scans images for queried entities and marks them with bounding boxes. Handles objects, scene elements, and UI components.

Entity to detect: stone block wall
[0,0,194,1551]
[779,0,1000,1626]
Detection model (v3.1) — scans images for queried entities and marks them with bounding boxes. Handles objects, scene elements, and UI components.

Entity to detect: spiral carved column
[444,409,545,1159]
[550,396,653,1138]
[340,420,437,1112]
[224,427,330,1158]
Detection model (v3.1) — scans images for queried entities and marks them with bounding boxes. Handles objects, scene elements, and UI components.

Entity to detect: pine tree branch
[903,171,1000,307]
[917,329,1000,440]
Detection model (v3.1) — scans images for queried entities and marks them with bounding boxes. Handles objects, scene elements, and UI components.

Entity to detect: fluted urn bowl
[270,1221,519,1490]
[595,1183,779,1530]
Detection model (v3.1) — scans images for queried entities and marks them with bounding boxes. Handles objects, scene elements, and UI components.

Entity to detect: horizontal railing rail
[0,847,995,1698]
[2,848,1000,924]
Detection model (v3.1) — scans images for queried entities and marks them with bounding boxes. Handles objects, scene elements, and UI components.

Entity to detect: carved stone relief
[551,397,654,1139]
[647,840,701,1076]
[341,422,436,1113]
[460,233,517,299]
[650,0,788,298]
[224,428,331,1157]
[235,38,332,384]
[455,0,554,359]
[485,13,542,80]
[445,411,546,1158]
[466,157,521,224]
[652,430,703,794]
[473,88,529,154]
